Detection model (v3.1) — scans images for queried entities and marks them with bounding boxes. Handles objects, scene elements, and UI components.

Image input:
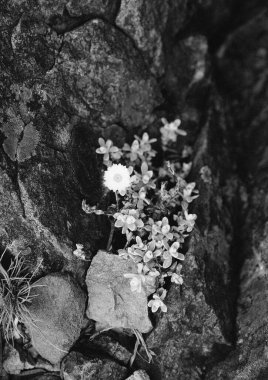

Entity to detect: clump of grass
[0,248,41,343]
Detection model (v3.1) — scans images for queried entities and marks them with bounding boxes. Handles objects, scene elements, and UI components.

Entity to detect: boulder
[25,274,86,364]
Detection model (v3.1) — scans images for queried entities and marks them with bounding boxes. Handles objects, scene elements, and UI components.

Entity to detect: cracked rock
[48,19,161,126]
[116,0,169,76]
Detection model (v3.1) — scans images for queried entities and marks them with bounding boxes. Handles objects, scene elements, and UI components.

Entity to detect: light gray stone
[86,250,152,333]
[126,370,150,380]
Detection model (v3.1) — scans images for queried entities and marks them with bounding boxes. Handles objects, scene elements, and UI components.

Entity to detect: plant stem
[115,191,119,211]
[106,219,115,252]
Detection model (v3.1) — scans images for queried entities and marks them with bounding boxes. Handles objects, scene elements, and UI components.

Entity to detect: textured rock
[206,11,268,380]
[3,344,34,374]
[66,0,119,19]
[0,2,104,284]
[35,376,60,380]
[1,0,268,378]
[140,80,237,378]
[49,19,161,126]
[116,0,169,76]
[163,34,209,110]
[86,250,152,333]
[89,334,132,365]
[25,274,86,364]
[36,0,119,22]
[126,370,150,380]
[61,351,127,380]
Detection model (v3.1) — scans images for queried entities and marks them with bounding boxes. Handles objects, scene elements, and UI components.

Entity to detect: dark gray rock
[116,0,169,76]
[48,19,161,127]
[61,351,128,380]
[141,81,237,379]
[89,334,132,365]
[206,11,268,380]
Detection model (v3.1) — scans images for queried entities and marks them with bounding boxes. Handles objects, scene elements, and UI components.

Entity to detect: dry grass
[0,248,42,343]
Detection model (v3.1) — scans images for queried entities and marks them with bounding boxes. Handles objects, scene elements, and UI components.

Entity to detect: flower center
[113,173,123,183]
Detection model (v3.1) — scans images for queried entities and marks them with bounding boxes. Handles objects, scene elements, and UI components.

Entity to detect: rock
[61,351,128,380]
[66,0,119,19]
[3,344,34,374]
[205,11,268,380]
[34,376,60,380]
[24,274,86,364]
[139,85,237,378]
[86,250,152,333]
[89,334,132,365]
[116,0,169,76]
[126,370,150,380]
[35,0,119,32]
[48,19,161,127]
[0,1,104,284]
[15,373,60,380]
[146,233,232,379]
[163,35,209,110]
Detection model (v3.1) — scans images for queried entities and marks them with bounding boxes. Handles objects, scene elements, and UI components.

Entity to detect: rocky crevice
[0,1,268,379]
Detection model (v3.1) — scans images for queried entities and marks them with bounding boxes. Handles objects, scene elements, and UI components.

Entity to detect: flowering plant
[81,119,198,315]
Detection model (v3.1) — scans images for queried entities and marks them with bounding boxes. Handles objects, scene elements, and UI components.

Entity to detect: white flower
[171,272,183,285]
[124,263,145,293]
[73,244,86,260]
[104,164,131,195]
[148,288,167,313]
[160,118,186,149]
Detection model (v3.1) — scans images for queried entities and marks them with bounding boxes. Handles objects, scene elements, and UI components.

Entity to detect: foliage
[82,117,198,314]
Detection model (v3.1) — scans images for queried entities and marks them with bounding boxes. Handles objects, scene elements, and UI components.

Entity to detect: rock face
[86,250,152,333]
[61,351,128,380]
[51,19,161,127]
[25,274,86,364]
[0,0,161,286]
[205,10,268,380]
[116,0,169,76]
[1,0,268,378]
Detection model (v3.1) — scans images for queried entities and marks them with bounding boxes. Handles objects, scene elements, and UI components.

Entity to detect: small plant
[0,249,42,343]
[80,117,198,364]
[82,117,198,316]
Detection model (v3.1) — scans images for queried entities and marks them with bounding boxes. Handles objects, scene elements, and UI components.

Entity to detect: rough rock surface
[25,274,86,364]
[61,351,128,380]
[206,10,268,380]
[126,370,150,380]
[116,0,169,76]
[3,344,34,375]
[86,250,152,333]
[86,334,132,365]
[1,0,268,379]
[49,19,161,127]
